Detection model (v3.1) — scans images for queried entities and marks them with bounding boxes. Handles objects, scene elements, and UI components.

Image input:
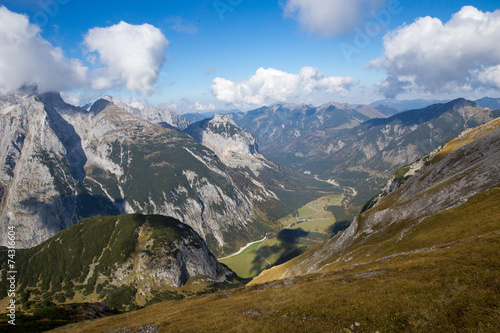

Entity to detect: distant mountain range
[183,109,240,123]
[88,95,191,130]
[234,98,500,210]
[370,98,449,110]
[371,96,500,111]
[475,96,500,109]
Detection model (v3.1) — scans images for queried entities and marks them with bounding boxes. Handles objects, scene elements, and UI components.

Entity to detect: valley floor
[220,194,345,278]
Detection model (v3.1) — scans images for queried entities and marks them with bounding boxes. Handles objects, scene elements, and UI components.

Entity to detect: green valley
[220,194,346,278]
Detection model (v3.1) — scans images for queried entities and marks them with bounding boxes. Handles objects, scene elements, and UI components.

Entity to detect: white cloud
[60,92,90,106]
[0,7,170,97]
[0,6,88,96]
[283,0,388,36]
[372,6,500,98]
[211,67,356,107]
[84,21,169,94]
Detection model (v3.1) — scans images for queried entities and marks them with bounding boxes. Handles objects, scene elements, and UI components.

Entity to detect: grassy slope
[51,184,498,333]
[219,240,268,278]
[47,229,500,332]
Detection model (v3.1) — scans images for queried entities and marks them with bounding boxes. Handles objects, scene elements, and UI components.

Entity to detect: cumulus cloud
[0,7,170,97]
[372,6,500,98]
[193,101,216,112]
[84,21,169,94]
[211,67,356,107]
[283,0,388,36]
[0,6,88,96]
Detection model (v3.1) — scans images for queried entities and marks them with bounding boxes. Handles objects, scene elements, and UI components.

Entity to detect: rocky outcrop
[0,214,234,309]
[0,88,89,248]
[184,114,275,173]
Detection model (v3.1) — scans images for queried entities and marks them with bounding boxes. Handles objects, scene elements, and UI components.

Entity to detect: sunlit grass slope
[49,229,500,333]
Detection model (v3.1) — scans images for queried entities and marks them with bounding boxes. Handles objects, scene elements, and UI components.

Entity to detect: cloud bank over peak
[0,6,169,97]
[211,67,356,108]
[373,6,500,98]
[283,0,388,36]
[0,6,88,96]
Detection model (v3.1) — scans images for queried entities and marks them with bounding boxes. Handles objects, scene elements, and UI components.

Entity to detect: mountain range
[253,116,500,283]
[0,86,336,256]
[36,114,500,333]
[87,95,191,130]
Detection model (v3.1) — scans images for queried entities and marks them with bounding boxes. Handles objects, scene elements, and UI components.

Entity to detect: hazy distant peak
[210,113,234,124]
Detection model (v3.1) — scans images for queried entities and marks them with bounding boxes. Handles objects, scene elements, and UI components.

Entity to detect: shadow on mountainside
[328,220,351,235]
[18,192,123,243]
[250,228,309,276]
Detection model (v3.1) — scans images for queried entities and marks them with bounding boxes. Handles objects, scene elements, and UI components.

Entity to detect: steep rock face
[184,113,274,173]
[252,118,500,283]
[0,214,234,310]
[100,95,191,130]
[0,88,96,248]
[46,95,256,255]
[184,114,285,205]
[184,113,343,223]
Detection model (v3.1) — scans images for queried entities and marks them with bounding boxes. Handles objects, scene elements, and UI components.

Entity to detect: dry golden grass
[434,117,500,162]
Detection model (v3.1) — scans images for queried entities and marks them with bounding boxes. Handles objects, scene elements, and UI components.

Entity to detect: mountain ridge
[97,95,191,130]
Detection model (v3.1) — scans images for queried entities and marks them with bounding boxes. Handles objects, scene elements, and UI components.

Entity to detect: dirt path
[256,238,272,268]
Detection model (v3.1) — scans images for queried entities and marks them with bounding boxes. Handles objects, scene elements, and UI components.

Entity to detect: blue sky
[1,0,500,113]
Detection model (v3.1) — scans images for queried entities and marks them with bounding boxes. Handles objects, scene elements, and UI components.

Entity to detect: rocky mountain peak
[184,114,266,170]
[448,97,477,109]
[0,84,39,110]
[37,91,76,113]
[210,112,234,124]
[88,98,114,114]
